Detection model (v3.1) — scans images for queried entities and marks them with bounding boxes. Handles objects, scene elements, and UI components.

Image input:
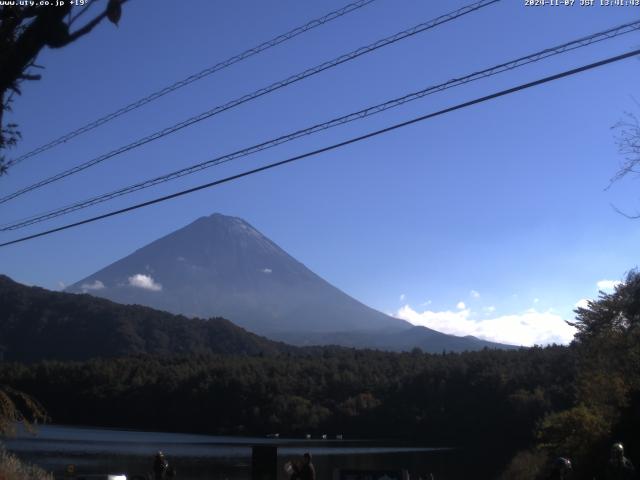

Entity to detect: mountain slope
[0,275,291,362]
[66,213,410,336]
[64,213,515,352]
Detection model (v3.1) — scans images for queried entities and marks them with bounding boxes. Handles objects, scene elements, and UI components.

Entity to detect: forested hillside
[0,275,291,361]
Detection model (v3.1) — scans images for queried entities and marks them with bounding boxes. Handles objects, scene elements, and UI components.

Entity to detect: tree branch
[64,8,109,44]
[64,0,128,44]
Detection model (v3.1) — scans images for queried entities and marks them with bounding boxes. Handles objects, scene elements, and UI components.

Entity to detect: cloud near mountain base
[81,280,105,291]
[395,305,576,346]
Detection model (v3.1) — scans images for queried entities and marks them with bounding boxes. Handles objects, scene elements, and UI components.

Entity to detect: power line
[2,47,638,249]
[5,0,378,168]
[0,0,500,205]
[3,19,639,232]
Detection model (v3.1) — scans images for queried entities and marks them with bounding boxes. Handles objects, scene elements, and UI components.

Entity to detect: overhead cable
[2,47,638,248]
[3,19,638,232]
[5,0,379,168]
[0,0,499,205]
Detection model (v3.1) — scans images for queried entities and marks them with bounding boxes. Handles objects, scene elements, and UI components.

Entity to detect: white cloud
[483,305,496,314]
[470,290,480,299]
[399,293,406,302]
[596,279,621,293]
[57,281,66,290]
[81,280,105,291]
[128,274,162,291]
[261,268,272,274]
[421,299,432,306]
[533,298,540,304]
[395,305,576,347]
[456,301,466,310]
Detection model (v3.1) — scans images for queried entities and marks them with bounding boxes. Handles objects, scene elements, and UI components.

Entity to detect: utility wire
[0,0,499,205]
[2,19,639,232]
[1,47,638,249]
[5,0,377,168]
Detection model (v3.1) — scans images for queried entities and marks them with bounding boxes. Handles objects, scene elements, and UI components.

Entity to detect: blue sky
[1,0,639,345]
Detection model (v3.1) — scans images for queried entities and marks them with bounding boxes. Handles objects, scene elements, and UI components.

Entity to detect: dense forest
[1,347,573,476]
[1,272,640,479]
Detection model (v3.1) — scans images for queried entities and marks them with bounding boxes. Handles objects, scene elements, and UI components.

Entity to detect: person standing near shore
[153,451,169,480]
[605,443,635,480]
[287,453,315,480]
[547,457,572,480]
[298,453,316,480]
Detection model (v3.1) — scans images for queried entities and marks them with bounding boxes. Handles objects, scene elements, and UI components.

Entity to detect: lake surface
[2,425,497,480]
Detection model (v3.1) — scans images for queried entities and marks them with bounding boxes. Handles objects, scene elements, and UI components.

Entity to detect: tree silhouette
[0,0,126,175]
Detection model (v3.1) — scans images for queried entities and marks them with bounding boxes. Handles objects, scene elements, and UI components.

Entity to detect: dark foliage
[0,1,125,174]
[0,384,47,435]
[0,346,575,449]
[498,271,640,479]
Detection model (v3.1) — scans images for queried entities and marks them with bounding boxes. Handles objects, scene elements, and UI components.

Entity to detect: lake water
[2,425,498,480]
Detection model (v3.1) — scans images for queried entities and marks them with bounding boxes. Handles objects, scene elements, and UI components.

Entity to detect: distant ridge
[276,328,516,352]
[0,274,291,362]
[0,273,513,358]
